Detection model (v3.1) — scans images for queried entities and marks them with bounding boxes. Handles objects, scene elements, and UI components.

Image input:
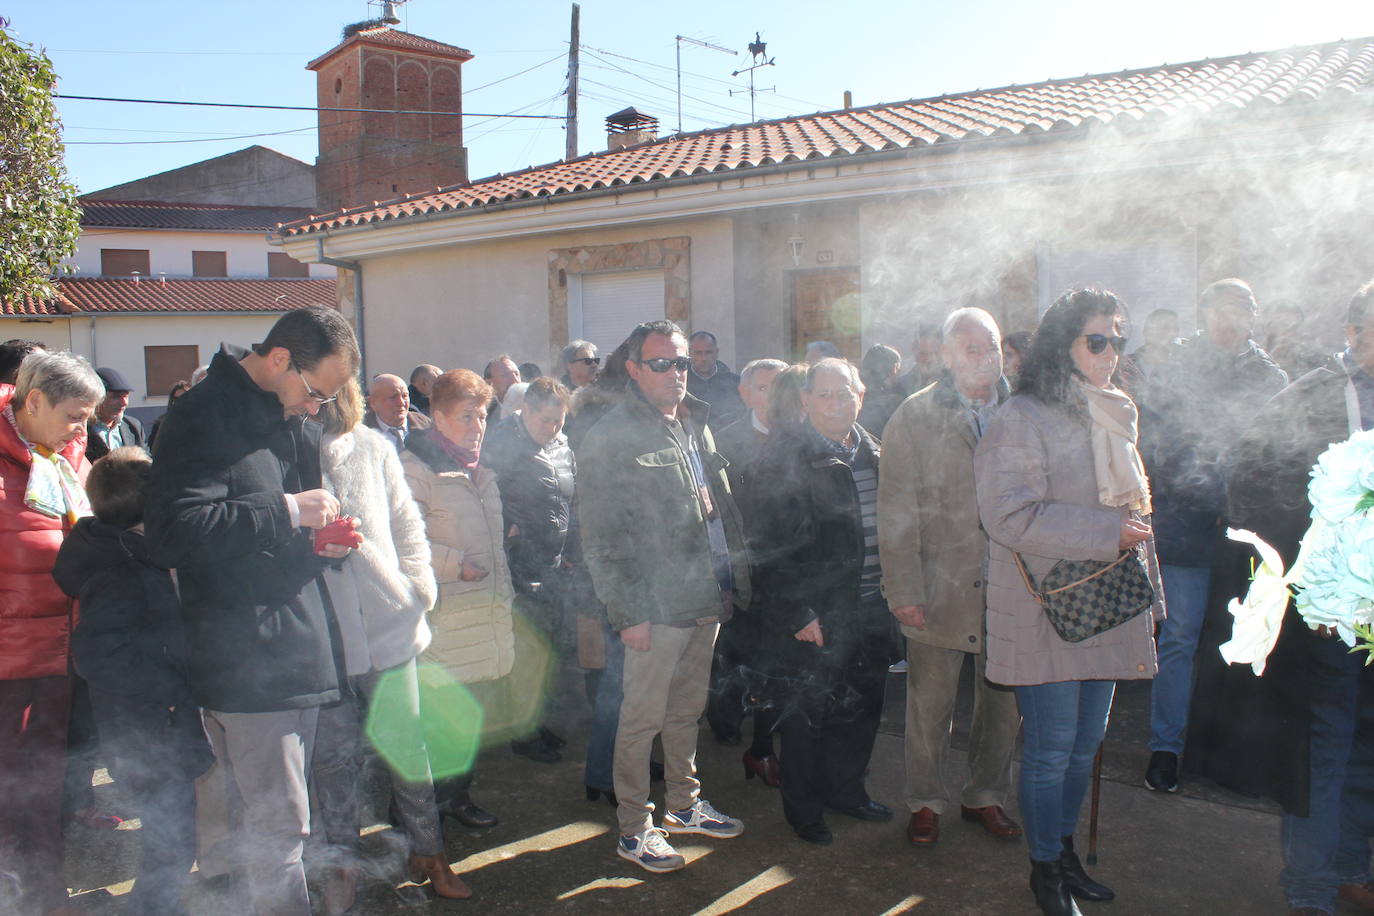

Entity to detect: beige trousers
[904,639,1021,814]
[613,621,719,836]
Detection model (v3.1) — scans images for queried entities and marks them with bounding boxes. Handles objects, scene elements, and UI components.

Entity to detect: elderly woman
[975,287,1163,916]
[311,377,468,909]
[402,369,515,831]
[480,377,576,764]
[749,358,897,846]
[0,349,103,915]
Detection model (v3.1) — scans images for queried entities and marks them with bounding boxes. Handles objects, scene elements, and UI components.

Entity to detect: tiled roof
[2,278,335,316]
[281,37,1374,238]
[79,199,318,231]
[307,26,473,70]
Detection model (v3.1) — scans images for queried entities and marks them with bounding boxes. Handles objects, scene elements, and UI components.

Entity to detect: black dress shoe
[1030,859,1084,916]
[585,785,617,806]
[448,801,498,829]
[1060,835,1114,901]
[511,737,562,764]
[827,800,893,822]
[795,821,833,845]
[1144,750,1179,792]
[539,726,567,749]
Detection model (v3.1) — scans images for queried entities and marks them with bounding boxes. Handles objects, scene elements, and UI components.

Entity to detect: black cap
[96,367,135,394]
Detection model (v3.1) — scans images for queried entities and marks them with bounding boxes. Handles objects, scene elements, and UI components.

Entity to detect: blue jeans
[585,619,625,792]
[1280,633,1374,912]
[1149,564,1212,754]
[1016,680,1116,862]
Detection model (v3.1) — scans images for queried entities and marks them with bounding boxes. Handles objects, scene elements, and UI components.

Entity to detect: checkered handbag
[1013,545,1155,643]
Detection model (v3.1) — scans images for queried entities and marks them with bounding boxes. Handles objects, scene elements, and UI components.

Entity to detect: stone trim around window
[547,237,691,348]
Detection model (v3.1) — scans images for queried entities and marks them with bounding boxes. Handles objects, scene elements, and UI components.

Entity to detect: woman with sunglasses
[974,287,1164,916]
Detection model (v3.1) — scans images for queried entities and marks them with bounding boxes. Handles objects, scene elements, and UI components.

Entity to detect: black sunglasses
[573,356,601,366]
[1083,334,1127,355]
[638,356,691,373]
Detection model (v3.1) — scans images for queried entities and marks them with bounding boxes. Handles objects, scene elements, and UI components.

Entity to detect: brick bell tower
[308,11,473,213]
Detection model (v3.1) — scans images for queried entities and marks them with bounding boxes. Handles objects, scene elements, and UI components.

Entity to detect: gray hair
[940,307,1001,342]
[190,364,210,386]
[803,357,864,393]
[559,339,597,369]
[740,358,788,387]
[15,350,104,408]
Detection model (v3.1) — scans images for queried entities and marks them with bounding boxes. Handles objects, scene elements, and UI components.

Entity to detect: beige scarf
[1075,378,1152,514]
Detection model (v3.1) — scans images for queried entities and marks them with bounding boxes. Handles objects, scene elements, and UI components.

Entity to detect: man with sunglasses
[577,320,752,873]
[145,307,360,915]
[1138,278,1287,794]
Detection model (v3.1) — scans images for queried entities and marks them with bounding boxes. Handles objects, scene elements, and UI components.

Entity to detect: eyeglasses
[572,356,601,367]
[637,356,691,373]
[290,360,338,405]
[1082,334,1127,355]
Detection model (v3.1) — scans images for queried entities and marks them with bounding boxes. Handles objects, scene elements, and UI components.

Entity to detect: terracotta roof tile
[307,26,473,70]
[3,278,335,316]
[79,199,317,232]
[281,37,1374,238]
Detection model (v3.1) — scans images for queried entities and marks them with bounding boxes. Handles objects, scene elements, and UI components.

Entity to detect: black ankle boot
[1029,859,1084,916]
[1060,835,1114,901]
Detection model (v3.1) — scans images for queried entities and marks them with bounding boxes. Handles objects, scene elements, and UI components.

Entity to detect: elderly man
[686,331,745,427]
[408,364,441,416]
[578,319,751,873]
[878,307,1022,847]
[364,373,431,452]
[86,367,147,461]
[483,355,522,425]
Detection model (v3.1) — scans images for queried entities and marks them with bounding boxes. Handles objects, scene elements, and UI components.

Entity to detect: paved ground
[63,665,1289,915]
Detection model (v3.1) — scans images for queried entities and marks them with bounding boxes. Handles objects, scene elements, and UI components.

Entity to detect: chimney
[606,107,658,152]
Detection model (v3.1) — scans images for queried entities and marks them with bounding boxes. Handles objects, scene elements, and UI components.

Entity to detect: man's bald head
[410,364,441,396]
[369,373,411,427]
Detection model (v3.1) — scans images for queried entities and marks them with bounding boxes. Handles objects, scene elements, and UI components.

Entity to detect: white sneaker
[617,828,686,873]
[888,659,909,674]
[663,798,744,838]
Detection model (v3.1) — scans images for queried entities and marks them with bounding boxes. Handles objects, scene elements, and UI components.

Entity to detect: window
[192,250,228,278]
[268,252,309,278]
[101,248,151,276]
[572,269,666,359]
[144,345,199,397]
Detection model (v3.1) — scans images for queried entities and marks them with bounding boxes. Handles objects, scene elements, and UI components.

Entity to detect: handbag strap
[1013,548,1135,606]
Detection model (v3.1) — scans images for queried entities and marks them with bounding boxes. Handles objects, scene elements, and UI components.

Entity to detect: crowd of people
[0,273,1370,916]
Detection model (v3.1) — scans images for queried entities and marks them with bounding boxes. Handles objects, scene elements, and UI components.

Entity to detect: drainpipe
[316,238,367,381]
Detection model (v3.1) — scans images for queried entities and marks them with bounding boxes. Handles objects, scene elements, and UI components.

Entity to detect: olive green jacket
[576,387,751,630]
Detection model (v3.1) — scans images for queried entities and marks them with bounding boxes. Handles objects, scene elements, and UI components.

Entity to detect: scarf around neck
[1073,377,1152,515]
[4,404,92,523]
[426,426,480,470]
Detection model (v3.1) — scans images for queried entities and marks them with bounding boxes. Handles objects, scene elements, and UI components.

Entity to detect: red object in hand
[315,516,363,553]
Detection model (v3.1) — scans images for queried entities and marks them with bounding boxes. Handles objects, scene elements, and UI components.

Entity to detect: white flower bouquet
[1222,429,1374,674]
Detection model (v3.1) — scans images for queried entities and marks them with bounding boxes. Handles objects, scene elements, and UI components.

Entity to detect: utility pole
[675,35,736,134]
[565,3,580,160]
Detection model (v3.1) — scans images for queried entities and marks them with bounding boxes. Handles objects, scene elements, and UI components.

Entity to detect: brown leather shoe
[1340,881,1374,912]
[906,807,939,845]
[408,853,472,900]
[960,804,1023,839]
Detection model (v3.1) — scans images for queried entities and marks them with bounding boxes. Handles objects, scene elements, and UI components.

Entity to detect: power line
[56,94,565,119]
[66,125,319,146]
[580,52,752,121]
[581,42,827,112]
[465,52,566,95]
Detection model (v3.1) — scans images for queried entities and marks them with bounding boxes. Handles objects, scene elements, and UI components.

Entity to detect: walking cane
[1086,745,1103,866]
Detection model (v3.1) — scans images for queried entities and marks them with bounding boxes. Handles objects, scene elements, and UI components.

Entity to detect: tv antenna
[730,32,776,123]
[675,35,737,134]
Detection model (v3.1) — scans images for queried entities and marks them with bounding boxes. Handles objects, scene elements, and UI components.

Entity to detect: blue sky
[11,0,1374,197]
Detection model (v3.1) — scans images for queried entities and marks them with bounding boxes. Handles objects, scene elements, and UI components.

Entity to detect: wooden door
[790,268,861,361]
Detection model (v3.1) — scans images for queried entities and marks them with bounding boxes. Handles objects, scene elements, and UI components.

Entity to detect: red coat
[0,384,90,680]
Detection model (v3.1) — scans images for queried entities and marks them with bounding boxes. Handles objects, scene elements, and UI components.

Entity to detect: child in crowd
[53,445,213,916]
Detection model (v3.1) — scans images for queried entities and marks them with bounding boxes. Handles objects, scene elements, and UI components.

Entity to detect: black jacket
[748,422,888,675]
[85,414,146,462]
[144,346,339,713]
[53,518,195,708]
[481,415,576,590]
[1186,354,1367,814]
[687,361,745,429]
[1141,334,1287,566]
